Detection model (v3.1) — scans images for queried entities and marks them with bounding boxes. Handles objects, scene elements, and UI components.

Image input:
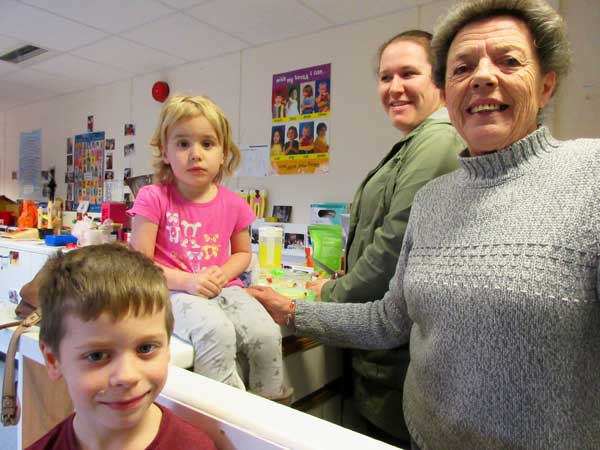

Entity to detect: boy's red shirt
[25,403,216,450]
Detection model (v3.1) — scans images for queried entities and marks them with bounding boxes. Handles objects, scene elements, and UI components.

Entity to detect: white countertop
[0,239,63,255]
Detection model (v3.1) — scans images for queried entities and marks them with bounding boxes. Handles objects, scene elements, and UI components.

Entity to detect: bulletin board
[73,132,105,212]
[270,63,331,175]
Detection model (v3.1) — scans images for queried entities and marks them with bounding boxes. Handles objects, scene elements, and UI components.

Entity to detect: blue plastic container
[44,234,78,246]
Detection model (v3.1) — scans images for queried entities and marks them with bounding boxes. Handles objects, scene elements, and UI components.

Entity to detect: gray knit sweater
[295,127,600,450]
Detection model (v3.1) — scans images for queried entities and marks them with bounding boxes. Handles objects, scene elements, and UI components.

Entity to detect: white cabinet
[0,241,59,300]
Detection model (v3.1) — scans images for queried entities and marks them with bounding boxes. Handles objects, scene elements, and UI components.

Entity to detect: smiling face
[162,115,224,200]
[444,16,556,155]
[287,128,297,140]
[378,40,443,134]
[41,311,170,438]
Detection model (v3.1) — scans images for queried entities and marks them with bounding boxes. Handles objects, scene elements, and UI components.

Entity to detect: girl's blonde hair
[150,94,241,184]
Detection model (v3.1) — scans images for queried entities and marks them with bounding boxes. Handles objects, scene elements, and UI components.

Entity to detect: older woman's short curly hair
[432,0,571,92]
[150,94,240,185]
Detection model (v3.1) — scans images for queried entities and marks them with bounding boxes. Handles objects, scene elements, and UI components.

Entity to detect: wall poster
[270,63,330,175]
[19,129,42,198]
[74,131,105,212]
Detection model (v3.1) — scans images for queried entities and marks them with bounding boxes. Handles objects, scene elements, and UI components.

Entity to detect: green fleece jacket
[320,114,464,437]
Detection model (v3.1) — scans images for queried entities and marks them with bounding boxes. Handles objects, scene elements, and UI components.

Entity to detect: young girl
[284,126,299,155]
[299,123,314,152]
[314,122,329,153]
[300,84,314,114]
[271,128,283,156]
[129,95,291,402]
[315,81,330,112]
[285,88,299,117]
[270,128,284,156]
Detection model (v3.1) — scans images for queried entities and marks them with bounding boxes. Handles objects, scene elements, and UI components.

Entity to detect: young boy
[27,243,216,450]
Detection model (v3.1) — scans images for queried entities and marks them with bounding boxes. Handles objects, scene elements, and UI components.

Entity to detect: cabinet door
[30,253,48,275]
[0,247,47,300]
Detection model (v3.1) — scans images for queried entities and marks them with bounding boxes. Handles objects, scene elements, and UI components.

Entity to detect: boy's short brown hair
[39,243,173,355]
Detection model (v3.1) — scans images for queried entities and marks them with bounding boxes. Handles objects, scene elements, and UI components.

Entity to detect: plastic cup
[258,226,283,269]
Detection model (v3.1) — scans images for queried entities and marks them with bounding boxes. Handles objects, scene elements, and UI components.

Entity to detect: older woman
[249,0,600,449]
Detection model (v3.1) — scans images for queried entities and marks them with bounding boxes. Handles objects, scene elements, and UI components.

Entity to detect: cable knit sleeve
[294,220,415,349]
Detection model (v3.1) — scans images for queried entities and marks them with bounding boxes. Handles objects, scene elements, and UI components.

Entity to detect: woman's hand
[246,286,290,325]
[306,271,345,300]
[306,278,329,300]
[184,268,223,298]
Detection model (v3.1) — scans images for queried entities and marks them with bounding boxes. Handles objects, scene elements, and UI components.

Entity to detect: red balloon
[152,81,170,102]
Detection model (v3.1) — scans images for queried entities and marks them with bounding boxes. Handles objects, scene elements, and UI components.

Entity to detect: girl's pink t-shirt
[128,183,255,287]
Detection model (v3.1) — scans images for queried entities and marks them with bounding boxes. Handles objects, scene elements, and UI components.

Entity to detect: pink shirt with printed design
[128,183,255,287]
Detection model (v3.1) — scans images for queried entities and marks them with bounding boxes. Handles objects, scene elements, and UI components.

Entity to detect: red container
[101,202,127,225]
[0,211,14,226]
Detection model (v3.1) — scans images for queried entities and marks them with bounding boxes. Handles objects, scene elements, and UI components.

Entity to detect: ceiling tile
[124,13,248,61]
[0,98,21,110]
[71,37,185,74]
[301,0,417,25]
[0,64,105,108]
[28,54,131,86]
[21,0,176,34]
[2,68,89,94]
[0,60,20,77]
[26,68,93,94]
[187,0,332,45]
[0,70,61,103]
[0,34,24,55]
[159,0,210,9]
[0,0,107,51]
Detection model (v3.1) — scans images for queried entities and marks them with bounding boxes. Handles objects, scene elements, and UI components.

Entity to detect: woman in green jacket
[307,30,464,446]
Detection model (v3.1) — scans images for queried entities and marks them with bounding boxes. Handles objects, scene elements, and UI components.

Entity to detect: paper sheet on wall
[104,180,124,202]
[19,129,42,199]
[237,145,270,177]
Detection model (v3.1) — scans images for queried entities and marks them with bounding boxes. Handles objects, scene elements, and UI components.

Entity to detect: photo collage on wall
[270,63,330,175]
[72,131,105,212]
[64,116,137,208]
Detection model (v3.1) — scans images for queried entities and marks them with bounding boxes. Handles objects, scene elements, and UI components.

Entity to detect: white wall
[0,0,597,223]
[555,0,600,139]
[236,7,422,223]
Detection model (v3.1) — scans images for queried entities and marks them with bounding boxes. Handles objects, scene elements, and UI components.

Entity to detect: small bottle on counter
[46,201,53,230]
[51,201,62,235]
[305,246,313,268]
[37,205,44,229]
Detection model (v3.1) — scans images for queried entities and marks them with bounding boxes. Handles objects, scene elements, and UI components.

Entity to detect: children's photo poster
[271,63,330,175]
[73,131,105,212]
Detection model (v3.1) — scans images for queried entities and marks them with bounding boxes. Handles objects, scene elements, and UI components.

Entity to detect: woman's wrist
[285,300,296,328]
